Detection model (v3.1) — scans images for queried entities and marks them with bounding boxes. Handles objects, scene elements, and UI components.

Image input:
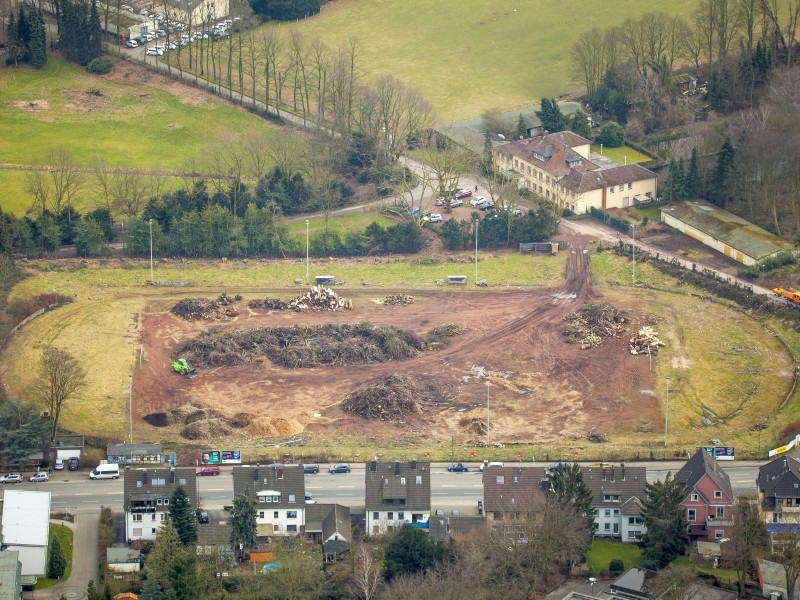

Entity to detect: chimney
[622,463,626,481]
[602,467,606,481]
[611,466,615,482]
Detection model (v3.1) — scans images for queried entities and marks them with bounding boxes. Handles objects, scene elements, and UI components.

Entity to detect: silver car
[30,472,49,482]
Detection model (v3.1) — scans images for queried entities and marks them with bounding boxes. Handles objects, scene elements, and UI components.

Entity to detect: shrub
[609,559,625,575]
[600,122,625,147]
[86,58,113,74]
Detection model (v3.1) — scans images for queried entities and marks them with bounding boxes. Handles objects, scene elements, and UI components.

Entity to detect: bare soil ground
[639,227,742,275]
[134,237,660,446]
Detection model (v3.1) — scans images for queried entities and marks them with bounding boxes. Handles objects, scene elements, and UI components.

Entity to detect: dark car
[68,457,80,471]
[302,463,319,474]
[479,200,495,211]
[447,463,469,473]
[197,511,210,524]
[329,463,351,474]
[196,465,220,476]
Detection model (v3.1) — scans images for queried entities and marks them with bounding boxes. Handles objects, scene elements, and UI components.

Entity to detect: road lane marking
[207,488,224,491]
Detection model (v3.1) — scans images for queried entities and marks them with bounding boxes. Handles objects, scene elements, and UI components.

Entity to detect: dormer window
[691,494,698,502]
[714,491,722,499]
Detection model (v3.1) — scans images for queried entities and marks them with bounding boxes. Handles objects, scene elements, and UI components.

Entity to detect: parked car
[68,457,80,471]
[455,189,473,199]
[435,197,445,206]
[0,473,23,484]
[479,461,504,471]
[428,213,443,223]
[470,196,486,207]
[479,200,495,211]
[53,458,64,470]
[125,40,138,48]
[302,463,320,474]
[197,511,210,524]
[304,492,315,504]
[449,199,463,208]
[329,463,351,474]
[196,465,220,476]
[30,472,50,482]
[447,463,469,472]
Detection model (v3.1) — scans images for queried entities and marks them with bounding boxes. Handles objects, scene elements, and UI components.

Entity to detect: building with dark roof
[123,467,198,542]
[495,132,657,214]
[676,450,734,542]
[661,200,795,265]
[758,455,800,526]
[482,466,548,521]
[233,465,306,536]
[305,504,352,562]
[429,516,486,543]
[107,443,172,465]
[196,524,234,559]
[365,461,431,535]
[580,464,647,543]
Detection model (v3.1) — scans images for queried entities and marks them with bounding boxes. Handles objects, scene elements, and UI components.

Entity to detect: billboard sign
[700,446,735,461]
[201,450,220,465]
[221,450,242,464]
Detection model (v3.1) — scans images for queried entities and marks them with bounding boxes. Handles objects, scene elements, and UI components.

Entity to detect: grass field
[590,145,652,165]
[35,524,73,589]
[0,57,278,215]
[585,539,643,574]
[285,211,395,236]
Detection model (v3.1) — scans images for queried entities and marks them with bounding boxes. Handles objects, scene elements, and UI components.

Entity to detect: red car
[455,189,473,199]
[196,465,220,476]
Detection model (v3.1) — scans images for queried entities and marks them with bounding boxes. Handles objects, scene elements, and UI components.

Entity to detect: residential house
[365,461,431,535]
[482,466,548,524]
[661,200,796,266]
[196,525,234,560]
[580,464,647,543]
[675,449,734,542]
[0,551,22,600]
[107,443,172,466]
[495,131,657,214]
[106,548,141,577]
[304,504,351,562]
[233,465,306,536]
[758,455,800,526]
[46,434,84,468]
[123,467,198,542]
[429,517,486,543]
[673,73,698,94]
[0,491,50,576]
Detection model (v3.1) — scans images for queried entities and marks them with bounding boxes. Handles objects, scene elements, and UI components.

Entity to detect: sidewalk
[36,512,100,600]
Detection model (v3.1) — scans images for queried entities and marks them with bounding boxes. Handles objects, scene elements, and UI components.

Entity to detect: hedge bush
[86,58,113,74]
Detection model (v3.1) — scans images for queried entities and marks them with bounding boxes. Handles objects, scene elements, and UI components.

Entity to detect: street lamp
[486,380,490,446]
[305,220,310,285]
[474,218,479,284]
[120,221,124,251]
[148,218,154,283]
[128,374,133,443]
[664,375,670,448]
[630,223,635,284]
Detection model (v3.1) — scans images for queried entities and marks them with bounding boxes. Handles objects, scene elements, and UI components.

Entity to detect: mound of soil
[176,322,461,369]
[245,416,303,437]
[340,373,442,420]
[143,412,169,427]
[181,418,234,440]
[144,402,243,440]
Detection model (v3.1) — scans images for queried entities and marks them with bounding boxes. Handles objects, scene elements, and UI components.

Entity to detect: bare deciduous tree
[349,544,383,600]
[651,564,697,600]
[29,347,86,441]
[111,172,151,219]
[25,170,51,216]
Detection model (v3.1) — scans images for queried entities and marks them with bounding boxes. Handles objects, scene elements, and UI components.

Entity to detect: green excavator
[171,358,197,378]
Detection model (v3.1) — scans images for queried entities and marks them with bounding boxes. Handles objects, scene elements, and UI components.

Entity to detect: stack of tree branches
[175,322,461,369]
[424,323,465,349]
[341,373,439,420]
[563,302,629,349]
[247,298,289,310]
[629,327,666,355]
[384,294,415,306]
[247,287,351,312]
[171,293,240,321]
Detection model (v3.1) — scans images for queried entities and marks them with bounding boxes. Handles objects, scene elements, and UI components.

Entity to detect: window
[133,514,142,522]
[714,491,722,499]
[628,531,637,539]
[133,528,142,537]
[151,514,156,521]
[259,511,264,519]
[151,528,157,535]
[715,529,724,540]
[156,499,163,505]
[628,517,643,525]
[497,476,505,485]
[691,494,698,502]
[136,481,142,488]
[400,478,406,485]
[605,510,611,517]
[613,509,619,516]
[260,497,267,503]
[716,506,725,518]
[596,523,601,531]
[287,525,297,532]
[288,494,296,503]
[273,511,279,519]
[604,523,610,531]
[373,512,379,520]
[287,511,297,519]
[160,513,166,521]
[610,186,615,193]
[388,512,394,520]
[688,509,696,521]
[613,523,619,534]
[273,525,279,532]
[416,476,422,485]
[163,499,169,505]
[398,512,404,520]
[179,478,186,485]
[628,183,632,190]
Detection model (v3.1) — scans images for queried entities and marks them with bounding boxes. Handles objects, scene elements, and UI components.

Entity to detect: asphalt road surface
[0,462,763,515]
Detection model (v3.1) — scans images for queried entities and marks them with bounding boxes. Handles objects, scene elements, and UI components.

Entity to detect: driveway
[38,512,100,600]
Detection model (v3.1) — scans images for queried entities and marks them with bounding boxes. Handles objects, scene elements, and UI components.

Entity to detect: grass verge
[35,524,73,589]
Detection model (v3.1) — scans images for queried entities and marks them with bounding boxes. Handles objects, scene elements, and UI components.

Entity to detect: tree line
[4,1,47,68]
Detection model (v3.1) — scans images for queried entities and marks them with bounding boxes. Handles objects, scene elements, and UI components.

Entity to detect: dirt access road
[135,235,659,445]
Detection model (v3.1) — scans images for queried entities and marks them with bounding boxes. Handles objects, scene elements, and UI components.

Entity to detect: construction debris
[563,302,629,349]
[384,294,415,306]
[171,293,240,321]
[175,322,463,369]
[629,327,666,355]
[341,374,440,420]
[247,287,351,312]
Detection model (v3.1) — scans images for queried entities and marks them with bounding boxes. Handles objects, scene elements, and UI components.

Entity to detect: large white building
[1,490,51,576]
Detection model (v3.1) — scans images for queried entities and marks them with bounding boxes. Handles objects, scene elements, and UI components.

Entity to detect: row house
[365,461,431,535]
[758,455,800,526]
[494,131,657,214]
[233,464,306,536]
[581,464,647,543]
[676,449,734,542]
[123,467,198,542]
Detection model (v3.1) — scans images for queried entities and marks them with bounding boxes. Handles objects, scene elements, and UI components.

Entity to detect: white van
[89,463,120,480]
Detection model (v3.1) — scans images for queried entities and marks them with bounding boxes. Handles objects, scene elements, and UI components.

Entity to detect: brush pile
[629,327,666,355]
[341,374,438,420]
[171,293,240,321]
[247,287,351,312]
[384,294,415,306]
[563,302,629,349]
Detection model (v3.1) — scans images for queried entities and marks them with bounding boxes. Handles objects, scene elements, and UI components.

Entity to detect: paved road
[36,513,99,600]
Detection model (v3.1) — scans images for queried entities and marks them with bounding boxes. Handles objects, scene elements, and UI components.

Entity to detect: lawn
[585,539,643,574]
[284,211,395,237]
[0,57,279,215]
[590,145,653,165]
[36,524,73,589]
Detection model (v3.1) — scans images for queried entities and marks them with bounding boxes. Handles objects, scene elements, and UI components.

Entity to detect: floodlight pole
[486,381,490,446]
[129,374,133,443]
[474,219,479,284]
[148,219,154,283]
[664,376,670,448]
[630,224,635,284]
[305,220,310,284]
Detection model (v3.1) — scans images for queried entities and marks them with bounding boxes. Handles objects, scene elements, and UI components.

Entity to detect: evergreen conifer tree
[168,486,197,546]
[711,136,736,207]
[86,0,103,63]
[686,147,701,199]
[28,5,47,69]
[47,537,66,579]
[516,113,527,139]
[481,130,494,177]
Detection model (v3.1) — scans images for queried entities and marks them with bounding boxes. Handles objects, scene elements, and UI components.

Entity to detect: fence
[519,241,567,252]
[145,281,196,286]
